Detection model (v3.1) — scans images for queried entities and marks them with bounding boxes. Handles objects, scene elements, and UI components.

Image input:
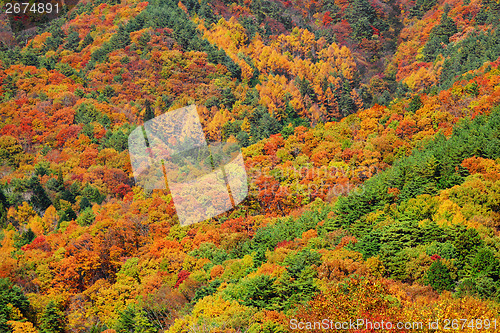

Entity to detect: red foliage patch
[430,254,441,261]
[175,270,190,288]
[21,236,51,252]
[275,240,293,250]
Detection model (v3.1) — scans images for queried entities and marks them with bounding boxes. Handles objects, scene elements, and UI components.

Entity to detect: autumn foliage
[0,0,500,332]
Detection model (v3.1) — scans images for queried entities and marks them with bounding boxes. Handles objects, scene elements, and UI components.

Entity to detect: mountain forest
[0,0,500,332]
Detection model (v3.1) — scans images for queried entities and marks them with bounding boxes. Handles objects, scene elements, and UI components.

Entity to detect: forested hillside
[0,0,499,332]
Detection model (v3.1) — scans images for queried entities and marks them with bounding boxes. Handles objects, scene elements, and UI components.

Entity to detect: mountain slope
[0,0,499,332]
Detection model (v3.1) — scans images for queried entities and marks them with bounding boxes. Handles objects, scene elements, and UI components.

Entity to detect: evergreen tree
[470,248,500,280]
[14,228,35,249]
[61,188,76,203]
[103,131,128,151]
[110,24,131,50]
[193,279,223,303]
[40,301,65,333]
[356,232,382,258]
[284,249,322,278]
[59,207,77,225]
[21,50,39,67]
[425,260,455,292]
[236,131,250,147]
[409,0,438,19]
[79,33,94,51]
[346,0,378,40]
[82,184,104,204]
[297,77,314,99]
[407,94,423,113]
[80,196,91,211]
[454,227,483,262]
[28,176,52,212]
[0,187,8,227]
[137,32,151,50]
[0,278,31,332]
[275,267,318,310]
[115,306,136,332]
[64,30,80,51]
[439,28,500,88]
[474,276,500,299]
[143,100,155,122]
[75,103,100,125]
[90,24,131,63]
[423,11,458,61]
[239,275,279,309]
[115,304,158,332]
[339,81,356,117]
[40,56,57,71]
[76,208,96,226]
[134,309,157,332]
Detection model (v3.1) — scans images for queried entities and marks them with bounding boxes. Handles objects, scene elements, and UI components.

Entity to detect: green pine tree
[423,11,457,61]
[143,100,155,122]
[29,176,52,212]
[79,33,94,51]
[347,0,378,40]
[407,94,423,113]
[454,227,483,262]
[64,30,80,51]
[76,208,96,226]
[0,278,31,332]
